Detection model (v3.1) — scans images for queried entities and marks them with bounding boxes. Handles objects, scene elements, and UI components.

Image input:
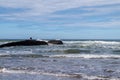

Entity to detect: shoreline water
[0,39,120,80]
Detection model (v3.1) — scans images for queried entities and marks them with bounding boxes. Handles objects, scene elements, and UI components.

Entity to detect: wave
[1,40,120,56]
[0,54,48,58]
[50,54,120,59]
[0,68,118,80]
[64,49,90,54]
[113,50,120,53]
[64,40,120,44]
[64,41,120,48]
[1,52,120,59]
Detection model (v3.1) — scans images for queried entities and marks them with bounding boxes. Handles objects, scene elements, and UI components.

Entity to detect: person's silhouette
[30,37,32,40]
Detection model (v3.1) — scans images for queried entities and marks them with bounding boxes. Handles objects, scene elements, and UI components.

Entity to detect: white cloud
[59,20,120,28]
[0,0,120,17]
[0,0,120,28]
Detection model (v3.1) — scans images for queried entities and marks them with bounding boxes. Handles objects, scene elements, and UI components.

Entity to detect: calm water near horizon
[0,39,120,80]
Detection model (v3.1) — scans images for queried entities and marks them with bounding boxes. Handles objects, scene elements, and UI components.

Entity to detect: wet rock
[48,40,63,44]
[0,40,48,48]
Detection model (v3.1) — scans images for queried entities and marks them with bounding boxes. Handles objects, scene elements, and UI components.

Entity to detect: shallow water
[0,39,120,80]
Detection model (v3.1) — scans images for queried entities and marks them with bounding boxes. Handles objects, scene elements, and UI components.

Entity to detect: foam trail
[50,54,120,59]
[0,68,119,80]
[0,68,80,77]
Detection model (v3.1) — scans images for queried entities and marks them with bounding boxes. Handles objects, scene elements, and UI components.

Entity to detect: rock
[48,40,63,44]
[0,40,48,48]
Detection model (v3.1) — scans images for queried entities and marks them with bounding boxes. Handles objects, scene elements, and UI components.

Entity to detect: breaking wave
[0,40,120,55]
[0,68,118,80]
[50,54,120,59]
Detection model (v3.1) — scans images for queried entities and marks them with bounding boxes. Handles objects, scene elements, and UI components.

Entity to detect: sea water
[0,39,120,80]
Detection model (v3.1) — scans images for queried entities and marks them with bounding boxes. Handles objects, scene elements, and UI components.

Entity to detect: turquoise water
[0,39,120,80]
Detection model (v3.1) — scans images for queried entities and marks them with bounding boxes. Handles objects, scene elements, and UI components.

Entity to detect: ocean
[0,39,120,80]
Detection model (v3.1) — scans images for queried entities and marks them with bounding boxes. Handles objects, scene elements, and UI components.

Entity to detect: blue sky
[0,0,120,39]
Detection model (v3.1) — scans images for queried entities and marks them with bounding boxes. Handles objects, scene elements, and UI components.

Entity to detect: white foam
[0,53,10,56]
[50,54,120,59]
[0,68,79,77]
[83,41,117,44]
[64,40,120,45]
[0,68,119,80]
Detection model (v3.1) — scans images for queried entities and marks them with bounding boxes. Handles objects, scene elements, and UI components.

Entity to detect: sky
[0,0,120,39]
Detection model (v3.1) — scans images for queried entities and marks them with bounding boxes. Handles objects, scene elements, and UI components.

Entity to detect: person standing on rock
[30,37,32,40]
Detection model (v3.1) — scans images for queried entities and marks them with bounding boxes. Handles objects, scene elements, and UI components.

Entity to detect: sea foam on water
[0,39,120,80]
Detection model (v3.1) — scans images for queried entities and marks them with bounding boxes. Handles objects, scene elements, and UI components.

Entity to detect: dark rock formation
[0,40,48,48]
[48,40,63,44]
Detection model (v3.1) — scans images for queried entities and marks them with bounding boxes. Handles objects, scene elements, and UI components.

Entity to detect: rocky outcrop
[0,40,48,48]
[48,40,63,44]
[0,39,64,48]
